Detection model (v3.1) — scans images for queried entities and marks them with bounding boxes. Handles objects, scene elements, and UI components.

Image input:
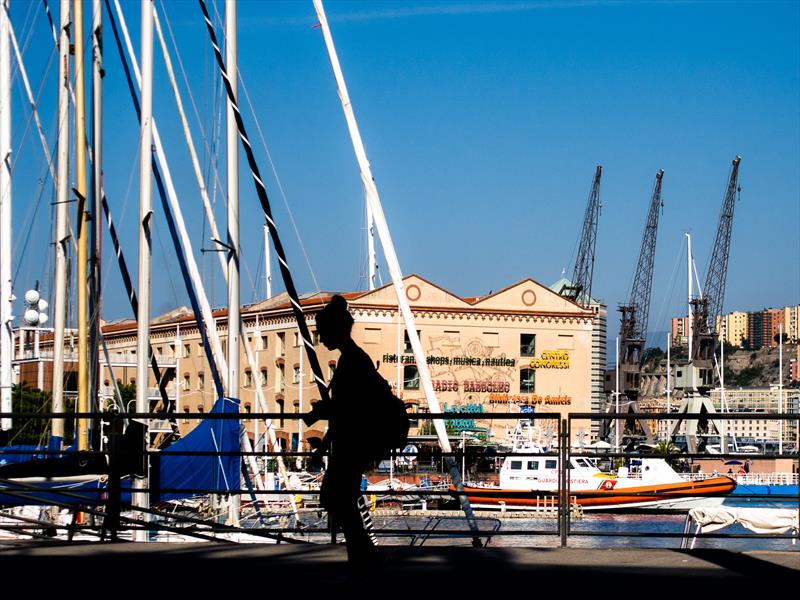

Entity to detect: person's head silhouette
[316,295,353,351]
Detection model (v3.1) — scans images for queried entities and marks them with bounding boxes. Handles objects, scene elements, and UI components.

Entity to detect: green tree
[653,440,678,457]
[6,384,74,446]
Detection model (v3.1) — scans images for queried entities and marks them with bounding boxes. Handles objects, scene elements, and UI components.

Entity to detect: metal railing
[0,409,797,548]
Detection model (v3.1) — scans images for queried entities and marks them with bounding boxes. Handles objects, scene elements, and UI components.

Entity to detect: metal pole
[50,0,71,445]
[297,328,303,469]
[225,0,240,525]
[89,0,103,440]
[226,0,239,401]
[686,233,693,364]
[779,322,783,455]
[0,0,13,431]
[134,0,154,541]
[74,0,90,450]
[366,191,375,290]
[263,224,271,298]
[666,332,671,441]
[721,330,727,453]
[615,336,620,451]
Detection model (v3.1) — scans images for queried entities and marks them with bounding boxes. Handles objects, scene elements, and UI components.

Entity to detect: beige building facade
[92,275,597,449]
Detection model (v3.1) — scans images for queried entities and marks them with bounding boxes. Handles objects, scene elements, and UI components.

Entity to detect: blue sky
[7,0,800,345]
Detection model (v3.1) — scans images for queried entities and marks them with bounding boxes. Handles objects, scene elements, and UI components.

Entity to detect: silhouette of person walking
[304,295,381,566]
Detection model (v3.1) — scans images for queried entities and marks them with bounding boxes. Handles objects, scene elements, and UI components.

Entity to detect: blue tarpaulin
[152,397,241,502]
[0,397,241,507]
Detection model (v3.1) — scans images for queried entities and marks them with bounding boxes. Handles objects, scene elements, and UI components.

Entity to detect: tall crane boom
[702,156,741,334]
[690,156,741,369]
[619,170,664,377]
[560,165,602,306]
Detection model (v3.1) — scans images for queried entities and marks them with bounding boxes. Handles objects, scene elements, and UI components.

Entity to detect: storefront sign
[488,393,572,406]
[442,402,484,431]
[529,350,570,369]
[382,353,515,368]
[463,380,510,393]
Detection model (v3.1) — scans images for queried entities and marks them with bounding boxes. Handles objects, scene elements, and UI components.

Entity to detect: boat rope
[197,0,330,402]
[106,0,226,399]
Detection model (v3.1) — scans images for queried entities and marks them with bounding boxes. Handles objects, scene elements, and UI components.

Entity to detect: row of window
[152,329,322,360]
[179,363,337,392]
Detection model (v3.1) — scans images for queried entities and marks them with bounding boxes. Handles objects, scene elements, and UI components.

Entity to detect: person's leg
[335,466,378,564]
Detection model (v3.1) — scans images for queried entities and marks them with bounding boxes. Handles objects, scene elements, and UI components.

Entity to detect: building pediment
[471,278,591,315]
[351,275,473,310]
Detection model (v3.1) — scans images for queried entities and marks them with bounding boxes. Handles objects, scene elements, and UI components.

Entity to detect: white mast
[720,330,726,453]
[779,321,783,455]
[313,4,485,539]
[89,0,103,419]
[0,0,11,431]
[147,5,292,509]
[312,0,451,453]
[686,233,693,365]
[615,336,620,451]
[666,332,671,442]
[297,331,303,469]
[226,0,239,401]
[225,0,240,525]
[263,223,272,298]
[115,0,228,389]
[134,0,155,541]
[366,192,376,290]
[51,0,71,444]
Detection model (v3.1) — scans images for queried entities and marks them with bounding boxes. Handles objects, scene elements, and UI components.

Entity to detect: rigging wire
[8,0,34,84]
[11,152,53,288]
[652,241,687,345]
[9,44,57,175]
[164,0,321,295]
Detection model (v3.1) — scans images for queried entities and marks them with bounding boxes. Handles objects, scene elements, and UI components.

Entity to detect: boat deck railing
[0,409,797,547]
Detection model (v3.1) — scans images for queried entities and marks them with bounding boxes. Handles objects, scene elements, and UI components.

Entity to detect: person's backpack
[367,376,410,459]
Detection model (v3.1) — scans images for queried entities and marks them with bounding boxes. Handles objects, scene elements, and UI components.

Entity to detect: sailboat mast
[226,0,239,401]
[0,0,11,431]
[366,193,376,290]
[73,0,90,450]
[779,322,783,455]
[312,0,447,445]
[225,0,240,525]
[51,0,71,444]
[263,223,271,298]
[666,332,671,440]
[686,233,693,364]
[88,0,103,426]
[312,0,482,538]
[134,0,154,540]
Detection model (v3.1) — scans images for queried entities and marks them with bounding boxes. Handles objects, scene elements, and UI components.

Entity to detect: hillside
[640,343,797,391]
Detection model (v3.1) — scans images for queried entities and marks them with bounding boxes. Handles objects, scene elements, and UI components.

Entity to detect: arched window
[404,365,420,390]
[520,368,535,394]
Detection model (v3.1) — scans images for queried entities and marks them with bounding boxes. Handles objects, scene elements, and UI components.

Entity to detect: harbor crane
[672,156,742,451]
[612,170,665,444]
[560,166,602,307]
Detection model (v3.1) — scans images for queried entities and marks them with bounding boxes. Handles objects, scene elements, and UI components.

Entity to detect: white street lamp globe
[24,289,40,305]
[37,313,49,325]
[37,298,48,312]
[24,308,40,325]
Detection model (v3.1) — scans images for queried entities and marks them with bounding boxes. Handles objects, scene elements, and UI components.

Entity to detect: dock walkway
[1,542,797,598]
